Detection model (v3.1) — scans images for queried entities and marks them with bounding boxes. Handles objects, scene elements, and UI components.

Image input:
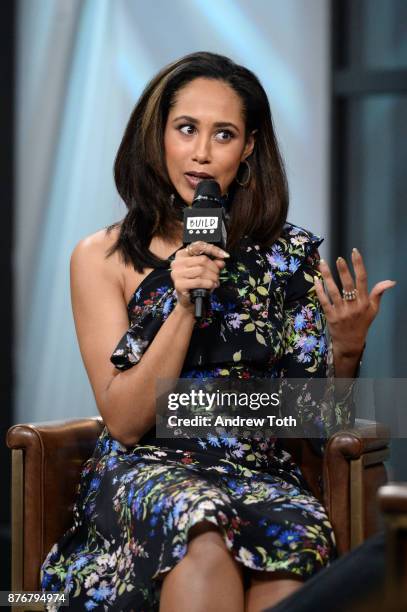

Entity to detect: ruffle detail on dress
[263,222,324,291]
[110,287,177,371]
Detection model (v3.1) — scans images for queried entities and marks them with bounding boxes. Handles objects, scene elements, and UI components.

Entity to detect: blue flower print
[71,556,88,571]
[90,585,112,602]
[298,335,318,353]
[162,296,174,318]
[220,433,238,447]
[279,529,301,545]
[89,478,101,491]
[289,256,301,274]
[267,247,288,271]
[207,434,221,447]
[266,524,281,537]
[294,313,306,332]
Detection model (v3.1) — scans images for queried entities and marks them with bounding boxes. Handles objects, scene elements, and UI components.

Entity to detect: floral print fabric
[40,223,354,611]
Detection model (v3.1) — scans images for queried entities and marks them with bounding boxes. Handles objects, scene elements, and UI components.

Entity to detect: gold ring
[186,243,204,256]
[342,288,358,301]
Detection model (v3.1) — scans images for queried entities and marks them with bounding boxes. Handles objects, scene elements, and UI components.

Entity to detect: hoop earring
[235,159,251,188]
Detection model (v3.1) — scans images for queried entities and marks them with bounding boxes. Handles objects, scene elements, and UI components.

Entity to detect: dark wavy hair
[107,51,289,272]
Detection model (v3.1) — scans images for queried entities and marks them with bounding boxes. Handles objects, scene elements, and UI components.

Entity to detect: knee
[186,521,237,574]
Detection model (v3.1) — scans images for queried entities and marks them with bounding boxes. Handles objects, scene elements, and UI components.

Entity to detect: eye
[178,124,196,136]
[215,130,235,142]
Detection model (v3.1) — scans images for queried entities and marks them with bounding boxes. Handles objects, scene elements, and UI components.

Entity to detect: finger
[318,259,343,308]
[174,253,208,268]
[314,276,335,318]
[369,280,397,312]
[336,256,356,293]
[185,241,230,259]
[180,277,219,291]
[214,258,226,269]
[351,248,368,298]
[171,260,219,282]
[184,254,223,273]
[173,256,224,279]
[178,264,206,279]
[183,266,219,284]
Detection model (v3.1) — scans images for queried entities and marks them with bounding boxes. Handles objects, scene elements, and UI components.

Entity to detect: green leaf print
[118,582,126,596]
[255,546,268,562]
[257,286,268,296]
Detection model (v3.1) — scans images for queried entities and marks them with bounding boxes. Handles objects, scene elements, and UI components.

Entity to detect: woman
[40,51,395,611]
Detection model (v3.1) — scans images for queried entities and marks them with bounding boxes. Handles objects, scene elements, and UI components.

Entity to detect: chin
[176,188,193,206]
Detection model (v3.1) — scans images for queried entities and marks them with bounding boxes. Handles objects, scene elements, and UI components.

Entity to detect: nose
[192,134,211,164]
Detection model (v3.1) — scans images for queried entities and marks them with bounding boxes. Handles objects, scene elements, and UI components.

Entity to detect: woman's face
[164,77,255,205]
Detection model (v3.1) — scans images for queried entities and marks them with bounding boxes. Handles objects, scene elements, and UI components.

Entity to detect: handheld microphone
[183,180,228,319]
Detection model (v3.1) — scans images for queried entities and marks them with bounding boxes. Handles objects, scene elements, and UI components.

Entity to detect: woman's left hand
[314,248,396,358]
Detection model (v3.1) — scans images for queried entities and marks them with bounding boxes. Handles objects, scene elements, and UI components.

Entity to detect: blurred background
[1,0,406,589]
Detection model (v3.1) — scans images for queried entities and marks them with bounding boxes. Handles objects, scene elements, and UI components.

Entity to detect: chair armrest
[325,419,390,459]
[323,419,390,555]
[6,416,104,453]
[6,417,104,592]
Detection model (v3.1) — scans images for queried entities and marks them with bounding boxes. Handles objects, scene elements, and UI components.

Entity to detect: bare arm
[70,233,227,446]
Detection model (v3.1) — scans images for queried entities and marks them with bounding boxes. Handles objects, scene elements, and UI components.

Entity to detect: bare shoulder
[71,227,119,264]
[71,225,122,283]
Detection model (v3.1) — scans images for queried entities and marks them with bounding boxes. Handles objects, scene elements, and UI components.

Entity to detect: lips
[184,172,215,189]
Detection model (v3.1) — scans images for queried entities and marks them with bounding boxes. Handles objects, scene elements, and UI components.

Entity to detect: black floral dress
[40,223,354,611]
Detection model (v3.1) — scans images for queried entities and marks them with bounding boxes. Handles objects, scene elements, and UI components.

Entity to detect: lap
[161,519,304,591]
[96,458,333,585]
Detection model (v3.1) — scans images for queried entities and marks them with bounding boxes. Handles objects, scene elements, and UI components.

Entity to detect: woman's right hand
[170,241,230,312]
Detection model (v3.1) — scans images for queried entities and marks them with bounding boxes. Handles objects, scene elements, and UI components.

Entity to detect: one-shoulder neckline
[126,246,183,311]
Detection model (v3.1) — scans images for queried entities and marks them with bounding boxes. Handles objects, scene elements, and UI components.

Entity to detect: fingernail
[352,247,359,254]
[319,258,325,264]
[313,276,321,284]
[336,256,343,262]
[221,251,230,258]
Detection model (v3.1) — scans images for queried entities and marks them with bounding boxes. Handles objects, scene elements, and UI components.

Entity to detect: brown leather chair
[6,417,390,610]
[378,482,407,600]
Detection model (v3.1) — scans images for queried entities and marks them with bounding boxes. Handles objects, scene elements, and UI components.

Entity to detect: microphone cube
[183,207,226,249]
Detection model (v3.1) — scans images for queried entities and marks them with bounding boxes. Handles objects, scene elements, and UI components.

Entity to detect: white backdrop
[15,0,330,422]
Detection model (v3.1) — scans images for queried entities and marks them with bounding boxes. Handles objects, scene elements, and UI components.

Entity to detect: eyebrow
[172,115,240,132]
